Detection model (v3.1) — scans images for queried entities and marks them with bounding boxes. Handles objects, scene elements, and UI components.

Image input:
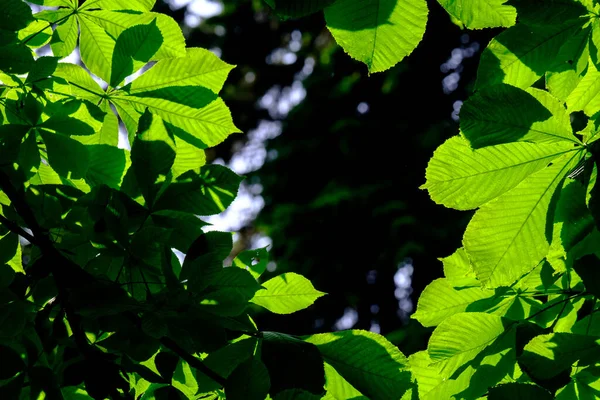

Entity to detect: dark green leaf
[0,0,34,31]
[262,332,325,396]
[26,56,59,83]
[0,44,34,74]
[225,357,270,400]
[573,254,600,298]
[39,130,89,179]
[488,383,552,399]
[0,345,25,379]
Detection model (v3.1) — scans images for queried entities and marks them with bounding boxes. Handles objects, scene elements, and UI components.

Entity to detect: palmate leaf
[250,272,326,314]
[324,0,428,73]
[304,330,411,400]
[460,85,578,148]
[437,0,516,29]
[422,136,575,210]
[464,151,583,287]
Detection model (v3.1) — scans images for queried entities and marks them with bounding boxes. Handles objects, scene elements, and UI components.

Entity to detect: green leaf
[0,44,34,74]
[476,17,585,89]
[0,345,25,380]
[80,10,185,60]
[548,177,595,270]
[250,272,326,314]
[111,91,240,149]
[78,14,116,83]
[422,136,576,210]
[39,130,90,179]
[131,110,176,203]
[566,60,600,116]
[440,247,475,281]
[40,99,106,136]
[129,47,235,94]
[202,337,257,381]
[30,0,75,7]
[85,144,128,188]
[171,136,206,178]
[0,0,34,31]
[110,19,163,88]
[546,26,591,101]
[324,0,428,73]
[225,357,270,400]
[80,0,155,11]
[181,232,233,285]
[437,0,516,29]
[233,247,269,279]
[555,366,600,399]
[18,20,53,48]
[408,351,445,399]
[199,268,262,315]
[322,362,366,400]
[573,254,600,297]
[412,278,493,327]
[262,332,325,396]
[488,383,552,400]
[154,165,243,216]
[464,151,582,287]
[304,329,411,400]
[26,56,59,83]
[0,232,23,274]
[520,333,600,379]
[427,312,505,379]
[50,13,78,58]
[53,63,104,103]
[460,85,578,148]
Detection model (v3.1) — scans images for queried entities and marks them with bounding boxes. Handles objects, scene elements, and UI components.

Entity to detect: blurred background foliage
[155,0,499,355]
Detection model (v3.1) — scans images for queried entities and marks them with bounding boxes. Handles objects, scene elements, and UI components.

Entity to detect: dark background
[156,0,498,355]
